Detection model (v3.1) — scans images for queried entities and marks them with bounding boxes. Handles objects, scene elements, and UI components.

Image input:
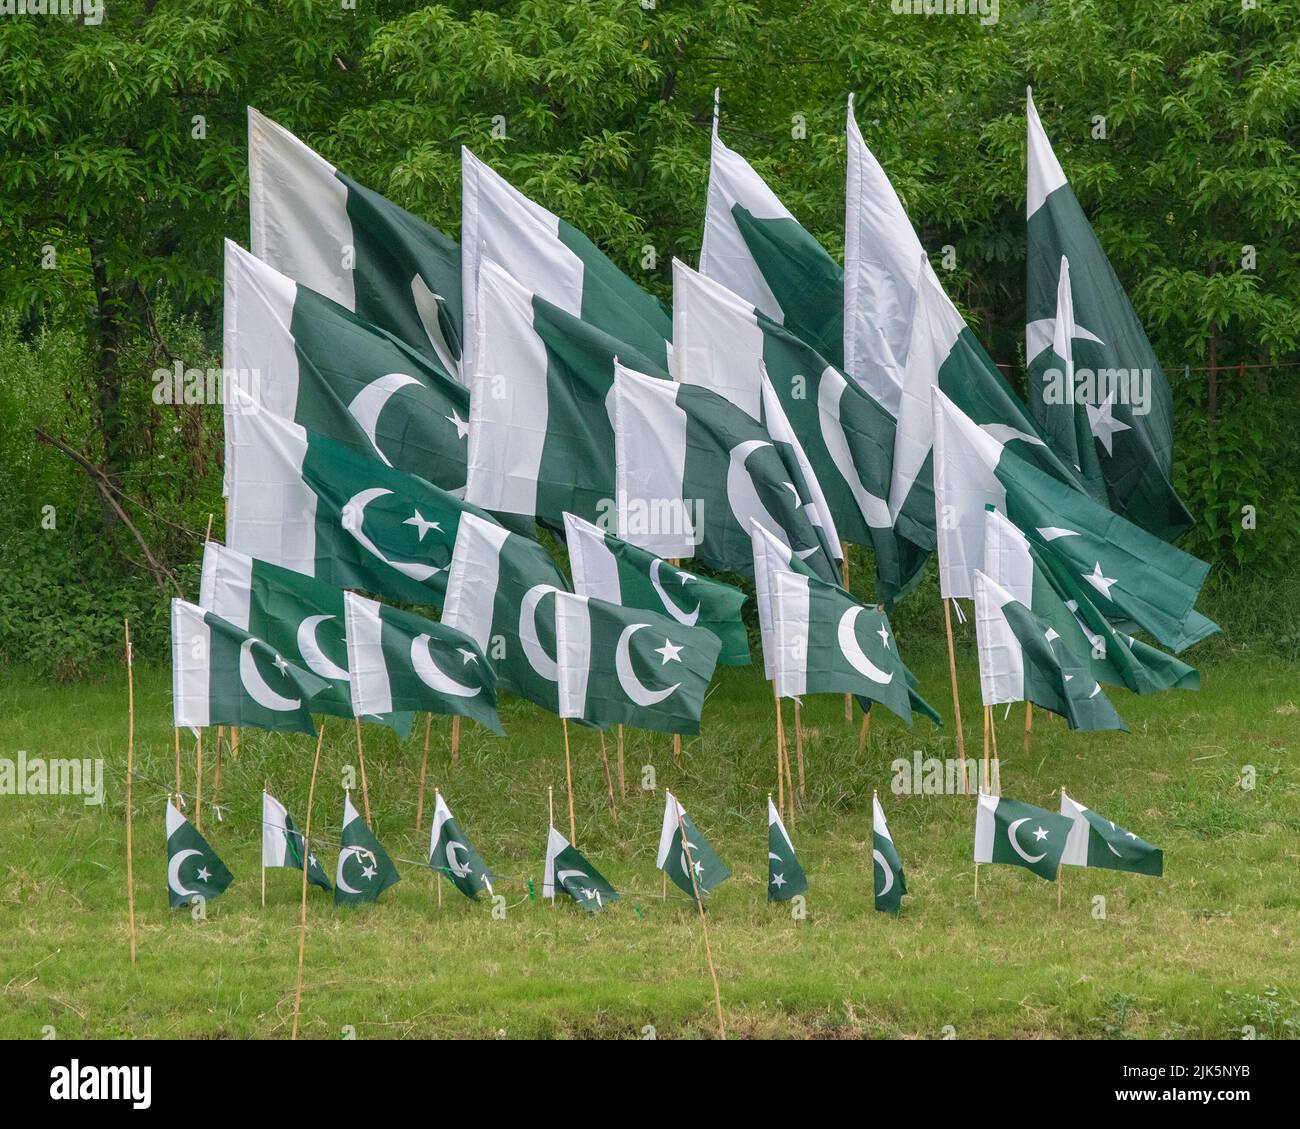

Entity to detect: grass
[1,617,1298,1040]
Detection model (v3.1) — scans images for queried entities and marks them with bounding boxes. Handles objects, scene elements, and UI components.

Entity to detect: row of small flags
[165,785,1162,915]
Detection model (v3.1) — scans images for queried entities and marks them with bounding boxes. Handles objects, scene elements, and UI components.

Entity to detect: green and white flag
[1026,89,1192,541]
[465,258,668,525]
[611,361,838,582]
[1060,789,1163,877]
[564,512,749,666]
[656,790,730,901]
[982,507,1199,696]
[171,599,329,736]
[871,793,907,914]
[199,542,414,737]
[543,825,619,913]
[553,591,721,735]
[343,591,503,735]
[429,791,494,901]
[334,791,401,906]
[461,147,670,377]
[166,799,234,909]
[441,511,571,715]
[223,240,468,493]
[700,91,843,366]
[973,570,1127,732]
[974,792,1073,881]
[248,108,461,378]
[767,796,807,902]
[931,386,1217,652]
[262,791,331,891]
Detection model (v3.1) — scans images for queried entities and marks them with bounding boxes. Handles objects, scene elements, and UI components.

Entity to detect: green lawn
[2,631,1298,1040]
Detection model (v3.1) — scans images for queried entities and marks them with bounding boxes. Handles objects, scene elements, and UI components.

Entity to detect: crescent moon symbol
[556,869,589,885]
[445,841,472,878]
[347,373,421,467]
[410,635,481,698]
[239,638,302,711]
[297,614,349,681]
[335,845,366,894]
[873,848,894,897]
[836,607,895,685]
[519,585,559,681]
[615,624,681,707]
[341,488,444,582]
[1007,818,1047,864]
[168,848,203,898]
[727,440,789,547]
[650,559,700,626]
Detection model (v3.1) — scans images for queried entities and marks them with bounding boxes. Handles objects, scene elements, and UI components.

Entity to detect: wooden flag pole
[1024,702,1033,753]
[1056,786,1064,910]
[772,681,784,814]
[231,726,239,763]
[858,709,871,753]
[450,714,461,768]
[261,784,268,909]
[434,786,443,909]
[983,705,991,797]
[990,709,1000,794]
[598,729,618,820]
[943,598,967,793]
[124,620,137,964]
[794,698,805,798]
[173,726,182,802]
[416,713,432,831]
[841,541,853,723]
[616,724,626,798]
[673,795,726,1040]
[212,725,224,813]
[194,728,204,831]
[291,722,325,1041]
[547,785,555,906]
[353,716,371,825]
[562,719,576,844]
[672,732,681,766]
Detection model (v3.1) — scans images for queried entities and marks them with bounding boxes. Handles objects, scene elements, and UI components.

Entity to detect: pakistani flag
[871,794,907,914]
[982,507,1199,696]
[564,512,749,666]
[930,387,1217,651]
[974,793,1073,881]
[429,792,494,901]
[656,790,730,901]
[1026,89,1192,542]
[543,825,619,913]
[611,361,838,582]
[441,511,571,714]
[248,108,461,378]
[1060,789,1164,877]
[461,146,670,377]
[767,797,807,902]
[262,791,331,891]
[343,591,503,734]
[973,570,1127,732]
[166,799,234,908]
[554,592,721,736]
[223,240,468,494]
[334,792,401,906]
[465,258,668,526]
[171,599,329,736]
[199,541,414,736]
[700,92,843,365]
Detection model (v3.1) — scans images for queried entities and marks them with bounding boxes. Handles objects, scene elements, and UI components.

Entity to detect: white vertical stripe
[441,512,509,650]
[171,599,212,730]
[343,591,391,717]
[543,824,568,899]
[973,792,999,862]
[669,258,765,420]
[973,570,1025,708]
[1059,789,1090,867]
[222,239,302,421]
[1026,88,1068,220]
[760,368,841,553]
[749,519,792,681]
[656,790,686,868]
[872,793,893,843]
[198,542,254,630]
[263,791,290,868]
[563,512,621,602]
[771,568,811,699]
[552,591,592,720]
[981,508,1035,607]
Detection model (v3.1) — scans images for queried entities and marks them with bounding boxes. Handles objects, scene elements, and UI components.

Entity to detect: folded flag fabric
[223,239,468,493]
[767,796,807,902]
[657,790,730,900]
[553,592,721,736]
[248,108,461,378]
[262,791,331,891]
[343,591,503,735]
[166,799,234,908]
[171,598,329,736]
[564,512,749,666]
[1026,89,1192,542]
[872,793,907,913]
[973,570,1127,732]
[1060,789,1163,877]
[974,793,1074,881]
[429,792,494,901]
[334,792,401,906]
[542,825,619,912]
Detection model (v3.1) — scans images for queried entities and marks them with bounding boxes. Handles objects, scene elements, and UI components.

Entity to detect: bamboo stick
[598,729,618,819]
[291,722,326,1041]
[673,795,726,1040]
[562,719,576,844]
[943,599,967,793]
[354,715,371,825]
[416,713,432,831]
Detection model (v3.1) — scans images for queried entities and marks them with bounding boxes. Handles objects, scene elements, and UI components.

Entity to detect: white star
[1085,393,1131,456]
[458,648,478,665]
[1082,562,1118,599]
[1032,826,1049,842]
[693,859,705,877]
[655,639,684,664]
[676,570,693,584]
[404,509,441,541]
[446,409,469,440]
[273,654,289,674]
[196,866,211,881]
[877,624,891,650]
[771,872,786,888]
[308,855,319,869]
[361,863,377,880]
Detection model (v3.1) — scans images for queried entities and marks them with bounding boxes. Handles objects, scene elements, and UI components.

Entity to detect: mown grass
[1,614,1298,1040]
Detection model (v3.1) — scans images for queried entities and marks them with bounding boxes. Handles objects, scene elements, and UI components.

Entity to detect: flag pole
[598,729,618,820]
[353,716,371,825]
[794,698,805,798]
[1056,786,1063,911]
[212,725,224,813]
[450,714,461,768]
[291,721,325,1041]
[194,728,204,831]
[669,558,684,767]
[562,719,576,844]
[841,541,853,723]
[673,795,726,1040]
[434,786,443,909]
[858,709,870,752]
[547,785,555,907]
[261,784,267,909]
[782,715,796,827]
[416,713,432,831]
[773,682,784,816]
[173,726,182,804]
[124,619,137,964]
[983,705,991,796]
[990,708,1000,794]
[1024,702,1033,753]
[616,724,626,798]
[943,598,967,793]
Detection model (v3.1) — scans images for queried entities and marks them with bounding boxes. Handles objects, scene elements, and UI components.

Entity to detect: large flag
[199,542,413,736]
[262,791,331,891]
[766,796,807,902]
[343,592,503,734]
[1026,89,1192,541]
[973,570,1127,732]
[931,387,1217,652]
[611,361,838,581]
[223,240,468,493]
[553,592,721,735]
[441,511,571,714]
[982,507,1199,695]
[460,147,670,377]
[542,826,619,913]
[429,792,494,901]
[247,108,461,377]
[1060,789,1164,877]
[974,793,1073,882]
[166,799,234,908]
[700,93,843,365]
[464,258,668,526]
[564,512,749,666]
[171,599,329,736]
[656,790,730,900]
[871,794,907,914]
[334,792,401,906]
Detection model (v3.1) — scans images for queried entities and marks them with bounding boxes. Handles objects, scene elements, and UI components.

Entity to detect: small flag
[334,792,400,906]
[166,799,234,909]
[872,794,907,913]
[973,793,1073,882]
[766,797,807,902]
[1060,790,1163,877]
[429,792,494,901]
[543,826,619,913]
[656,790,730,901]
[263,792,331,891]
